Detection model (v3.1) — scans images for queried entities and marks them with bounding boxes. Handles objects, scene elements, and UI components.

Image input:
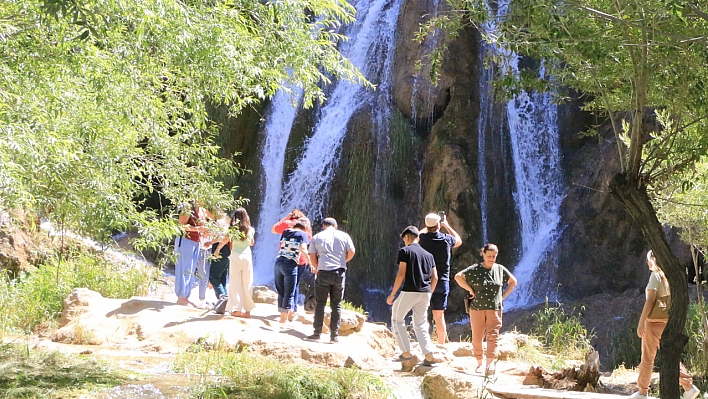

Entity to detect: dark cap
[400,225,419,238]
[322,217,337,227]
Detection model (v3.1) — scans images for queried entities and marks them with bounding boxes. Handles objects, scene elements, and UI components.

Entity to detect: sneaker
[684,386,700,399]
[330,337,339,344]
[628,392,648,399]
[304,334,321,342]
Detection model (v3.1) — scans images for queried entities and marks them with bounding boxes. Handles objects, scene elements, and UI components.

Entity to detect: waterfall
[477,54,494,244]
[503,68,564,309]
[479,2,565,308]
[252,89,303,286]
[252,0,404,284]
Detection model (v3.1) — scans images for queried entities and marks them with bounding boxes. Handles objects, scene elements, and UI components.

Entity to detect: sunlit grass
[0,343,136,399]
[174,339,393,399]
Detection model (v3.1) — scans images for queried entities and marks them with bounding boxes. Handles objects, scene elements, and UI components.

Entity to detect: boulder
[322,308,366,336]
[52,288,123,345]
[252,286,277,304]
[497,331,541,361]
[421,367,483,399]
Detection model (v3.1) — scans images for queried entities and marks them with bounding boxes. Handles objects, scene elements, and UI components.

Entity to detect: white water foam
[252,0,404,284]
[479,2,565,309]
[252,88,304,285]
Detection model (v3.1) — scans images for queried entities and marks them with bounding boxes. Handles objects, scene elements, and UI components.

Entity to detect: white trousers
[226,248,256,313]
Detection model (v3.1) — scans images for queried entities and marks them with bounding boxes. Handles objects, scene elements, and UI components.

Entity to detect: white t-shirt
[646,270,669,297]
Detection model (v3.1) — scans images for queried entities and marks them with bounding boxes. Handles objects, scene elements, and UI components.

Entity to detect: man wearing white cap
[419,212,462,344]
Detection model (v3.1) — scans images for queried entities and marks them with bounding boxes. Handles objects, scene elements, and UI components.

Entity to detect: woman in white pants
[227,208,256,318]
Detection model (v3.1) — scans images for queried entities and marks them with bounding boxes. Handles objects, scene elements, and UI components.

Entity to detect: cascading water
[252,0,404,284]
[476,56,495,244]
[503,67,565,309]
[479,2,565,308]
[252,89,303,285]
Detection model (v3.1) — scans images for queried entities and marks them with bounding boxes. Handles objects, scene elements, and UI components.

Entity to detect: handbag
[463,295,478,312]
[647,294,671,320]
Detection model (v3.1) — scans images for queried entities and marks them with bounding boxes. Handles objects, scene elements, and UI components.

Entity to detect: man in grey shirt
[304,217,355,343]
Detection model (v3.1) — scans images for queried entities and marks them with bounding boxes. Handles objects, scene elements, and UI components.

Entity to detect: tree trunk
[610,173,688,399]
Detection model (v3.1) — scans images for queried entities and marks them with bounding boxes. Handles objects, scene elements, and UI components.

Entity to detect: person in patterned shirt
[454,243,516,375]
[274,221,311,323]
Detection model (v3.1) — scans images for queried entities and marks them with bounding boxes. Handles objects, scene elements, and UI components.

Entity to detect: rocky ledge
[25,288,647,399]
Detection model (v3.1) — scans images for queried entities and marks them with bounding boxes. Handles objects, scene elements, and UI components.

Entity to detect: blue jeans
[313,269,345,338]
[274,258,298,313]
[174,237,210,299]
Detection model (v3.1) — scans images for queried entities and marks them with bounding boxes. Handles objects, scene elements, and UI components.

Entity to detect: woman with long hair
[174,200,213,307]
[454,243,517,375]
[226,208,256,318]
[628,250,699,399]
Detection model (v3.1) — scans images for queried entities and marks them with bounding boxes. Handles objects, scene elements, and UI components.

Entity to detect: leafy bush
[685,302,708,391]
[0,251,155,334]
[531,300,594,359]
[609,313,642,370]
[174,340,392,399]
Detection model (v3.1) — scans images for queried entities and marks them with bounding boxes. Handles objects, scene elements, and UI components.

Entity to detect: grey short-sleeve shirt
[308,228,355,271]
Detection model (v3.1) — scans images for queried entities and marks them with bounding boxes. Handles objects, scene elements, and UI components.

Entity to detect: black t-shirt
[397,243,435,293]
[418,231,456,280]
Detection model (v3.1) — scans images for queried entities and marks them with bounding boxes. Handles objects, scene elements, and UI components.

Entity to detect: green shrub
[174,340,392,399]
[609,313,642,370]
[685,302,708,392]
[531,300,594,359]
[0,252,156,334]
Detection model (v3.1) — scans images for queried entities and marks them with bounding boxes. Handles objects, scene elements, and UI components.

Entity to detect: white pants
[391,291,434,356]
[226,248,255,313]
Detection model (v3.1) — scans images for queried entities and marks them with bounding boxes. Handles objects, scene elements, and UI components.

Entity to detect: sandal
[230,311,242,317]
[239,312,251,319]
[393,354,414,362]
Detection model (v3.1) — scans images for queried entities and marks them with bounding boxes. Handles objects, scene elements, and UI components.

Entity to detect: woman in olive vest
[454,243,516,375]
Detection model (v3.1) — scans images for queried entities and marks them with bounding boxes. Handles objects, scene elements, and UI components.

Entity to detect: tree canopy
[0,0,363,247]
[431,0,708,396]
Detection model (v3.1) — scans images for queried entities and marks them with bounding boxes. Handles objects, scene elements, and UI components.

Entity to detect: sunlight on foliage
[0,0,365,250]
[0,250,156,333]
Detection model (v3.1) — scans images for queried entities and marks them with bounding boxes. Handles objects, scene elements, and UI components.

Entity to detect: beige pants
[469,309,502,364]
[637,319,693,393]
[226,248,255,313]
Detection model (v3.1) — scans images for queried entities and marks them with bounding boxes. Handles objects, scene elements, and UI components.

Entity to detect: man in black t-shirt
[419,213,462,344]
[386,226,440,365]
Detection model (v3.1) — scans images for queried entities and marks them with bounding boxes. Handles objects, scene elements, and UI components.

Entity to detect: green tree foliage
[0,0,363,247]
[429,0,708,396]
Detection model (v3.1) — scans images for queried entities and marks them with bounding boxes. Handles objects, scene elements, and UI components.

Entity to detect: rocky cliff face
[210,0,685,321]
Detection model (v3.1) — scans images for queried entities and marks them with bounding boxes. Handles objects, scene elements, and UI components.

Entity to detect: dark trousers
[313,269,345,338]
[209,257,229,299]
